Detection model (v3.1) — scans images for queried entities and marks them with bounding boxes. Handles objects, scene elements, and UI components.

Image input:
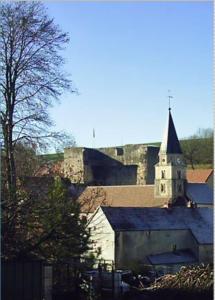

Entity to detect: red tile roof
[78,185,168,213]
[186,169,213,183]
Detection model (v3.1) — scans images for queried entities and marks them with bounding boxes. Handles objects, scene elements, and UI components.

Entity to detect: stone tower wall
[64,144,159,185]
[64,148,85,183]
[154,153,186,200]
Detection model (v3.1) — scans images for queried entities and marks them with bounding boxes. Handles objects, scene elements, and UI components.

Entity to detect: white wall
[88,208,115,262]
[115,229,198,269]
[87,209,213,271]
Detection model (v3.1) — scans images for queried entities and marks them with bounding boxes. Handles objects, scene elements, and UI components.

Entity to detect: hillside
[38,137,213,170]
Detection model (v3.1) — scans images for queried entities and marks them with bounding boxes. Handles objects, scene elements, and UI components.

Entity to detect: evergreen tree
[2,177,89,262]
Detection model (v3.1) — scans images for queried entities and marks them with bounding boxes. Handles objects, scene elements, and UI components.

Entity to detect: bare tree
[0,2,74,200]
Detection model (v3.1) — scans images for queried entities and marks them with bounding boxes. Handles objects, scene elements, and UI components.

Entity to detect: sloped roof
[78,185,167,212]
[187,169,213,183]
[186,183,213,205]
[78,181,213,212]
[100,206,213,244]
[160,111,182,154]
[147,249,197,265]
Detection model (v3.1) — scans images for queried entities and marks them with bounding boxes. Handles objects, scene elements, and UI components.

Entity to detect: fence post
[44,265,52,300]
[67,263,70,292]
[98,262,102,297]
[89,275,93,300]
[112,262,115,299]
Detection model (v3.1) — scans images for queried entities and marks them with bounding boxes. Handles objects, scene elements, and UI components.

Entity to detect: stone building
[85,108,213,272]
[64,144,159,186]
[77,109,213,211]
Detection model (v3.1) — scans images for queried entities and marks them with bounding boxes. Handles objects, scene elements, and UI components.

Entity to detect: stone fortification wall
[64,147,85,183]
[64,144,159,185]
[145,146,159,184]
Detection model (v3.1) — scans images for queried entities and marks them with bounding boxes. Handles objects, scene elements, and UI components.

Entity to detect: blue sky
[45,2,213,148]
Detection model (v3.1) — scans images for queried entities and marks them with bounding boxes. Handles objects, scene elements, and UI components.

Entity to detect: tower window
[115,147,123,156]
[161,170,165,179]
[161,184,166,193]
[177,170,181,179]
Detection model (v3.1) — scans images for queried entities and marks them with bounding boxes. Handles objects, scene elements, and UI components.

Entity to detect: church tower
[154,109,186,205]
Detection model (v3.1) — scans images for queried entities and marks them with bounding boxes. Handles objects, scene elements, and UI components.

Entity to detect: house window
[161,184,166,193]
[177,170,181,179]
[161,170,165,179]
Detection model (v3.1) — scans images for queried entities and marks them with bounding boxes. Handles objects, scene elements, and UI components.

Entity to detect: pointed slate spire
[160,109,182,154]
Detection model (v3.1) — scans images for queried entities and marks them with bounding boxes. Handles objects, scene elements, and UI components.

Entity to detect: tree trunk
[3,116,16,202]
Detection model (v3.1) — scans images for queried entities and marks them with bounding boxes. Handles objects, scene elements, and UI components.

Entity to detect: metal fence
[2,260,44,300]
[52,258,120,299]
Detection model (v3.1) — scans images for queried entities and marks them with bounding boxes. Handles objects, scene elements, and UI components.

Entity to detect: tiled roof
[187,169,213,183]
[186,183,213,205]
[78,180,214,212]
[100,206,213,244]
[78,185,168,213]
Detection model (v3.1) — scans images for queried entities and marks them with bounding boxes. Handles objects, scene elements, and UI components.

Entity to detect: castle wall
[64,148,85,183]
[146,147,159,184]
[64,144,159,185]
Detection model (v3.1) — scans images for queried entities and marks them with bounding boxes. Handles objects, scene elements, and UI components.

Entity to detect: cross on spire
[167,90,173,111]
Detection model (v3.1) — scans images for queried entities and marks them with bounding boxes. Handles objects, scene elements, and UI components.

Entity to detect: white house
[88,206,213,273]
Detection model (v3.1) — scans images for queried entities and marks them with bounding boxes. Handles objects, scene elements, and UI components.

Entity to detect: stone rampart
[64,144,159,185]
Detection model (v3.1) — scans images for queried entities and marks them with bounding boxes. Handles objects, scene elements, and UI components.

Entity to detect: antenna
[92,128,95,148]
[167,90,173,111]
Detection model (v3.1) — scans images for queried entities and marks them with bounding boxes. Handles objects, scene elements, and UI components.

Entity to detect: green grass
[38,152,64,163]
[37,138,213,170]
[187,164,213,170]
